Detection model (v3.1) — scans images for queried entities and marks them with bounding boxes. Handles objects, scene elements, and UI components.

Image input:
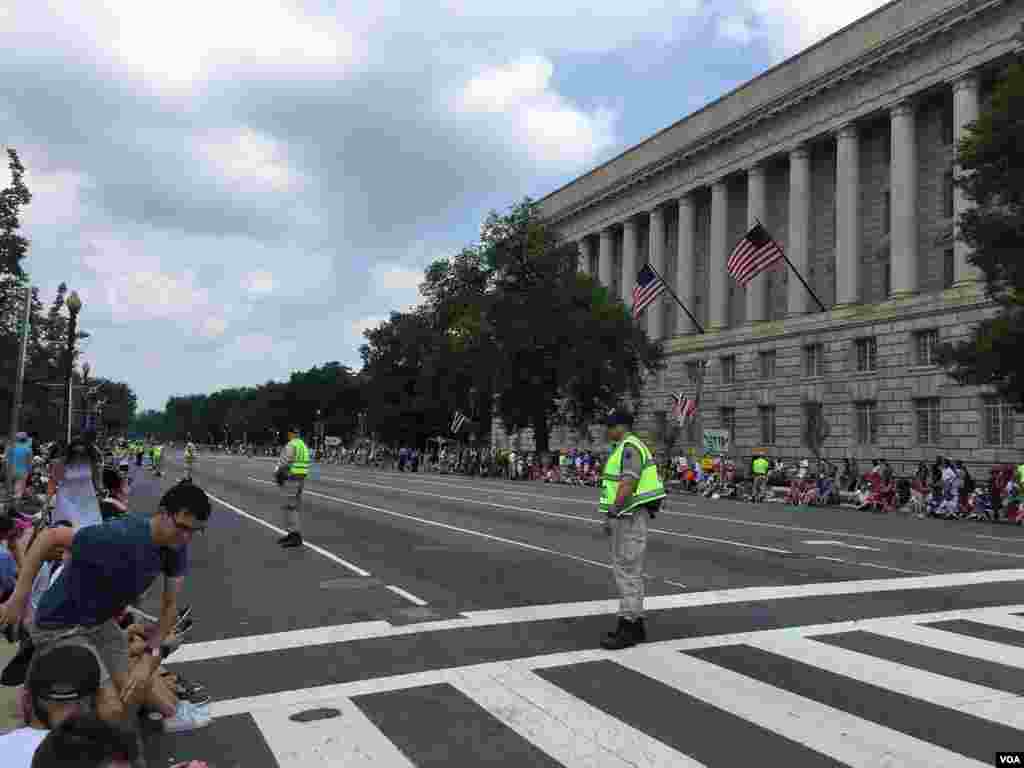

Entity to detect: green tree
[938,62,1024,407]
[482,199,663,453]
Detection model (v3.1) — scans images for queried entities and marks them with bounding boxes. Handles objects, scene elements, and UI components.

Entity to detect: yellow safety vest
[600,434,667,516]
[288,438,310,477]
[752,457,769,475]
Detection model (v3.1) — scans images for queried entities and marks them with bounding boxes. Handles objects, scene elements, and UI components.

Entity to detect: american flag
[450,411,467,434]
[632,264,667,320]
[670,392,697,426]
[727,223,785,288]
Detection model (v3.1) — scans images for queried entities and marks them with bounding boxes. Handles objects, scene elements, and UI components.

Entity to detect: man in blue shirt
[6,432,32,499]
[0,482,210,738]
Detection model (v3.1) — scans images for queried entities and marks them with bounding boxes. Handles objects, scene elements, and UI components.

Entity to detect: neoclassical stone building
[494,0,1024,474]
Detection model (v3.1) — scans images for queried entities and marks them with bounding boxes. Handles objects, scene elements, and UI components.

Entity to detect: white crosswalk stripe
[184,604,1024,766]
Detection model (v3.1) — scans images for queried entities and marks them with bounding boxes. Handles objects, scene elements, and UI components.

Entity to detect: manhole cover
[289,708,341,723]
[319,577,382,590]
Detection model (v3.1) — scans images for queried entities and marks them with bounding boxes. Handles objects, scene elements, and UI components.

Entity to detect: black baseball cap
[27,645,101,702]
[605,409,634,427]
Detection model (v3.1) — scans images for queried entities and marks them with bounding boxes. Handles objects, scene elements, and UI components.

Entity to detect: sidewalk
[0,640,22,734]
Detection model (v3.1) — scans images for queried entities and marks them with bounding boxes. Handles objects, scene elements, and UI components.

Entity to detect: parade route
[128,454,1024,766]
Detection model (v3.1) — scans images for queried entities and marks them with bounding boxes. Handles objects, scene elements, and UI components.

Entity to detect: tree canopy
[939,62,1024,407]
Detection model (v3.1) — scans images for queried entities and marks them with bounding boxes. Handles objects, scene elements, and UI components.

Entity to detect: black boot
[279,531,303,548]
[600,617,644,650]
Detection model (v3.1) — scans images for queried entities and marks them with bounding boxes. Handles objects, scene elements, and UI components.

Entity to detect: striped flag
[727,223,785,288]
[682,397,697,424]
[670,392,688,426]
[450,411,467,435]
[631,263,666,320]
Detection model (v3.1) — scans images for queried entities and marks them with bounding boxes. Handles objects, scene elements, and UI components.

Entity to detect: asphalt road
[130,452,1024,767]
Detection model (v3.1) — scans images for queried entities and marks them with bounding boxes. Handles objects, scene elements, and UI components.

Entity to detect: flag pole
[754,219,826,313]
[642,262,705,334]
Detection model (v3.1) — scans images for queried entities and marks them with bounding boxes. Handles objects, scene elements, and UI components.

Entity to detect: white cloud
[371,263,425,312]
[102,0,360,88]
[200,316,228,338]
[199,129,297,191]
[244,270,276,295]
[454,54,617,171]
[721,1,891,57]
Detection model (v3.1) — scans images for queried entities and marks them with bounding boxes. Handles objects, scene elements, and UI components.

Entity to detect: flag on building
[632,263,667,320]
[670,392,688,426]
[682,397,697,424]
[727,223,785,288]
[450,411,467,435]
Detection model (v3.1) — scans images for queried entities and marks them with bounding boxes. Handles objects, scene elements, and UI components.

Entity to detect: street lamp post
[63,291,82,445]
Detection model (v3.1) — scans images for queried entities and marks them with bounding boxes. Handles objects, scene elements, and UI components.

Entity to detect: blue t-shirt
[0,548,16,598]
[35,514,188,629]
[7,442,31,476]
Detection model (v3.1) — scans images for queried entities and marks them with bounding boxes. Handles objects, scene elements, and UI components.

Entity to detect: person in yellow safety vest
[751,454,770,502]
[598,408,667,650]
[278,426,310,549]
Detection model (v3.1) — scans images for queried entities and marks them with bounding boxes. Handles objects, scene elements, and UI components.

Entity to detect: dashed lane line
[205,491,429,607]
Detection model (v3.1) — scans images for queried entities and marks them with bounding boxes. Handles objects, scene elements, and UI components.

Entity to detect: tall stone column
[890,100,918,298]
[648,206,665,339]
[835,125,861,307]
[953,74,982,286]
[577,236,593,275]
[598,228,614,289]
[708,180,729,332]
[746,165,768,323]
[788,144,813,314]
[677,194,697,334]
[621,217,638,308]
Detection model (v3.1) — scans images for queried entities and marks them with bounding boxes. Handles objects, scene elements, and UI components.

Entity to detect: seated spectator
[29,714,139,768]
[1,644,101,768]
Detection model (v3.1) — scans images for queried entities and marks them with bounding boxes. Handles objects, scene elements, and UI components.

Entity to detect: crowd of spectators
[1,432,212,768]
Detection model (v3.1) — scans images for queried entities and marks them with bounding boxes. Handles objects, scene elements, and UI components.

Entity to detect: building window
[884,189,891,235]
[856,337,878,372]
[984,398,1016,447]
[943,104,954,146]
[720,407,736,445]
[855,401,878,444]
[721,355,736,385]
[759,351,776,380]
[943,171,955,219]
[759,406,776,445]
[915,330,939,366]
[915,398,941,445]
[882,259,891,298]
[804,344,824,377]
[944,248,955,288]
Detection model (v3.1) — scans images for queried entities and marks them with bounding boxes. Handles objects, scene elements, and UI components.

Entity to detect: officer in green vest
[751,454,770,502]
[278,426,310,549]
[598,408,667,650]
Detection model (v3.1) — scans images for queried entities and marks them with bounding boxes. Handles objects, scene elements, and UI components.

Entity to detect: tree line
[1,149,137,439]
[134,200,664,451]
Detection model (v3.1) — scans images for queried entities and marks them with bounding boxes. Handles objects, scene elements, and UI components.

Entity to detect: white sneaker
[163,700,212,733]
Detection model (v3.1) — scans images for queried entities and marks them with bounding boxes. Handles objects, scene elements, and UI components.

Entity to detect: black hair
[30,714,137,767]
[159,481,211,522]
[102,467,122,495]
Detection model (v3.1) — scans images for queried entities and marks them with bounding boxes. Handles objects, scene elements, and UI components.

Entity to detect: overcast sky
[1,0,890,412]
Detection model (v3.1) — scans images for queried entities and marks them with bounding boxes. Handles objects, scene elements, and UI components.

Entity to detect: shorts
[28,619,130,687]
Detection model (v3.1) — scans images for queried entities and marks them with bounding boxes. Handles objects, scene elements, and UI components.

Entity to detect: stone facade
[492,0,1024,476]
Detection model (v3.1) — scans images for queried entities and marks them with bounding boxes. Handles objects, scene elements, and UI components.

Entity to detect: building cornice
[544,0,1007,229]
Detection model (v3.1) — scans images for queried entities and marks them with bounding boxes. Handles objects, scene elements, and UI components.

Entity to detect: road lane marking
[802,540,882,551]
[206,492,371,576]
[308,474,793,555]
[248,478,618,572]
[205,491,430,607]
[315,466,1024,560]
[201,603,1024,721]
[385,585,429,606]
[170,573,1024,664]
